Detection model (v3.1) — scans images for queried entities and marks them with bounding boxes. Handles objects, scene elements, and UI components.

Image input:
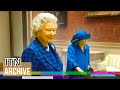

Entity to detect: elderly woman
[22,13,63,71]
[66,30,93,72]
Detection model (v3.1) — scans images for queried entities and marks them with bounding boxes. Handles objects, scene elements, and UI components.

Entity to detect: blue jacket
[22,38,63,71]
[66,44,90,71]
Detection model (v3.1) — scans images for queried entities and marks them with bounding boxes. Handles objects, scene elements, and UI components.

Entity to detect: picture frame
[85,11,120,17]
[47,11,67,26]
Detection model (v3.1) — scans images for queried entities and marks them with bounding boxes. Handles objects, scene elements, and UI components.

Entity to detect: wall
[55,11,120,43]
[32,11,45,20]
[11,11,23,57]
[0,11,10,62]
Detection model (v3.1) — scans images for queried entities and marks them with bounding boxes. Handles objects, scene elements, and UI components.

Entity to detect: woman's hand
[88,66,94,72]
[75,67,84,72]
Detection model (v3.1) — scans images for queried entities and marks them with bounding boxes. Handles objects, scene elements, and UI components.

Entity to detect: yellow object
[96,54,120,72]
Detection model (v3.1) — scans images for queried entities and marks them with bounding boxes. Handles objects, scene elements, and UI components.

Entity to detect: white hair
[32,13,58,32]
